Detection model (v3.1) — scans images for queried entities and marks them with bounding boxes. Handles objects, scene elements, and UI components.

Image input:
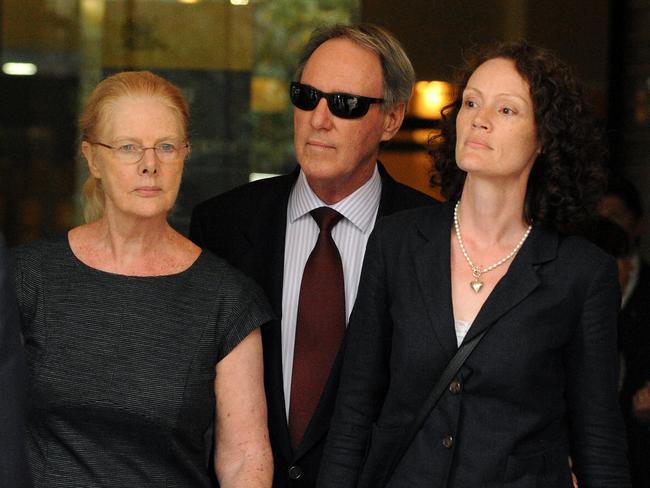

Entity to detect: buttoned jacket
[318,202,630,488]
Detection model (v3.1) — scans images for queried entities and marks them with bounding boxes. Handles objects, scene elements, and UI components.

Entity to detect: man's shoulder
[193,172,297,218]
[378,169,441,216]
[387,180,439,205]
[195,172,296,209]
[381,200,448,230]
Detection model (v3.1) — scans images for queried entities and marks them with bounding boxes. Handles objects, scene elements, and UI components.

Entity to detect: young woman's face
[455,57,540,185]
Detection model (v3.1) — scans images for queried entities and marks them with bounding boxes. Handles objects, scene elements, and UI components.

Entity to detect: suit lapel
[376,161,413,217]
[240,187,291,317]
[241,172,297,462]
[413,202,458,359]
[376,163,401,216]
[462,224,558,344]
[379,163,459,357]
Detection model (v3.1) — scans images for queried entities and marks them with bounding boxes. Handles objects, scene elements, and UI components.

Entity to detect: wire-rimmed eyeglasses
[87,140,190,164]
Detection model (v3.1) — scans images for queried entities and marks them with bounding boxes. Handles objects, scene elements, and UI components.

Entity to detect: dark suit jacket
[189,164,437,488]
[618,260,650,488]
[318,202,630,488]
[0,236,30,487]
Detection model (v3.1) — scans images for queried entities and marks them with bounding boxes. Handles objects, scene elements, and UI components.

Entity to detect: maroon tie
[289,207,346,449]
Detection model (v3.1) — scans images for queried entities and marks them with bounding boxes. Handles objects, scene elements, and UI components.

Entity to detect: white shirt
[281,166,382,417]
[622,253,641,308]
[454,319,472,347]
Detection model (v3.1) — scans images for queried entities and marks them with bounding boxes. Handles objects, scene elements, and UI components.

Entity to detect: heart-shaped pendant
[471,279,483,293]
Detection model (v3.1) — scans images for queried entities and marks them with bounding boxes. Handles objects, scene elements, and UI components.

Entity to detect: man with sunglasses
[190,23,436,488]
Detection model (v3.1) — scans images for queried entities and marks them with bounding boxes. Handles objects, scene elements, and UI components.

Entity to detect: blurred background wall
[1,0,648,256]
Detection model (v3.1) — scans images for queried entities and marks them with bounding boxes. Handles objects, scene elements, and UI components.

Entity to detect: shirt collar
[622,253,641,308]
[288,164,382,233]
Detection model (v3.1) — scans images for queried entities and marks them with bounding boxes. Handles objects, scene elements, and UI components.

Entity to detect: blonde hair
[80,71,190,222]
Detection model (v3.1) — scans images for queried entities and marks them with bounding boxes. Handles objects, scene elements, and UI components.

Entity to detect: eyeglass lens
[96,142,187,163]
[289,82,382,119]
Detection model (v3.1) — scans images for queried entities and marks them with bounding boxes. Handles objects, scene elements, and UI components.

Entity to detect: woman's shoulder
[379,200,451,232]
[191,249,240,280]
[191,250,273,326]
[191,250,266,296]
[548,232,619,297]
[556,233,617,268]
[10,235,69,269]
[9,236,72,306]
[374,201,453,248]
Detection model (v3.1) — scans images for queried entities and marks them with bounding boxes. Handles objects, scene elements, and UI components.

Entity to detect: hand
[632,381,650,424]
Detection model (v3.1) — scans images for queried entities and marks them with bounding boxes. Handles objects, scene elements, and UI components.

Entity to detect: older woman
[11,71,273,487]
[317,42,630,488]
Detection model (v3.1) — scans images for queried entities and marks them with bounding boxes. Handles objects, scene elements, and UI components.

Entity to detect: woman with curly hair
[317,42,630,488]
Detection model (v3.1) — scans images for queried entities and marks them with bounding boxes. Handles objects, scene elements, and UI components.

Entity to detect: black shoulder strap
[382,328,487,486]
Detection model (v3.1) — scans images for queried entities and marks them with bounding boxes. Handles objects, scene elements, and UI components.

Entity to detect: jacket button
[442,434,454,449]
[288,465,303,480]
[448,379,461,394]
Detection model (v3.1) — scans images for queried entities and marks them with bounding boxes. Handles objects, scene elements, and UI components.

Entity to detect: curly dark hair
[430,41,607,234]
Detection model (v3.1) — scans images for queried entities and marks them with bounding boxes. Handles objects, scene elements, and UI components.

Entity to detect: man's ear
[380,102,406,142]
[81,141,101,178]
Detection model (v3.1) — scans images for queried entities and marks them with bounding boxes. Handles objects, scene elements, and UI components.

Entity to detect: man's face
[293,37,404,203]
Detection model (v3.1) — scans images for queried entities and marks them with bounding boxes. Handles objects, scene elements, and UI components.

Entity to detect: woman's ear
[81,141,102,178]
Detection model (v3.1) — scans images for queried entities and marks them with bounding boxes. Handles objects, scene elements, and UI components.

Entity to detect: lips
[134,186,162,196]
[465,138,492,150]
[307,139,335,150]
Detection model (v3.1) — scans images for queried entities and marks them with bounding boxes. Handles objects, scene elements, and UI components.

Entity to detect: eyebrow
[111,135,181,143]
[463,87,530,105]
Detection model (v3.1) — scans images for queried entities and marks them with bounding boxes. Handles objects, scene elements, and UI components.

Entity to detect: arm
[565,255,631,487]
[0,239,30,487]
[214,328,273,488]
[317,227,392,488]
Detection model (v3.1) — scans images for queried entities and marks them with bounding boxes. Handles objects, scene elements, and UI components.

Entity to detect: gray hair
[294,23,415,108]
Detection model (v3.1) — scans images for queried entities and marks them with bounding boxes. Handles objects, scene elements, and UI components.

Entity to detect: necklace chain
[454,200,532,292]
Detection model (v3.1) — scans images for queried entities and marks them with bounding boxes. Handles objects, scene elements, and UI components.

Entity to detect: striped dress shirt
[281,165,382,416]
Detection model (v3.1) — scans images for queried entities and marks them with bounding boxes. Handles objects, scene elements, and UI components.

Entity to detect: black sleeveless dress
[11,238,273,487]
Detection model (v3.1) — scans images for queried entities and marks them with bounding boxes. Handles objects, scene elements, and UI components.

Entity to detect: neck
[305,162,376,205]
[92,211,175,262]
[458,176,529,245]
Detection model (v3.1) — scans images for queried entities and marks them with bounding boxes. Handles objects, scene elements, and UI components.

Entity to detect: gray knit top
[10,237,273,487]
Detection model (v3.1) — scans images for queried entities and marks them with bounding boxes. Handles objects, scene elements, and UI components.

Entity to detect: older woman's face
[82,94,186,221]
[455,57,540,185]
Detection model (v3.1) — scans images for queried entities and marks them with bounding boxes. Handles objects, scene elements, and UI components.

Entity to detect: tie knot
[311,207,343,233]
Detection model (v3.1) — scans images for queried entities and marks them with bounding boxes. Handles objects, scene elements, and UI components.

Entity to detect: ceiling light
[2,62,38,76]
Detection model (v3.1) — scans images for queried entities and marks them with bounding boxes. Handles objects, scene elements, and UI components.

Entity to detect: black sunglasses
[289,82,384,119]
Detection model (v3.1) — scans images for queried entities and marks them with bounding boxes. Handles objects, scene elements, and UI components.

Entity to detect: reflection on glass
[0,0,360,244]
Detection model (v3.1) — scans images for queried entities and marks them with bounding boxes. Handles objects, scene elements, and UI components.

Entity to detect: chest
[386,241,581,391]
[23,273,222,433]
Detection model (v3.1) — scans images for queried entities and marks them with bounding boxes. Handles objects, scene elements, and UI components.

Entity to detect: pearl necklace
[453,200,532,293]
